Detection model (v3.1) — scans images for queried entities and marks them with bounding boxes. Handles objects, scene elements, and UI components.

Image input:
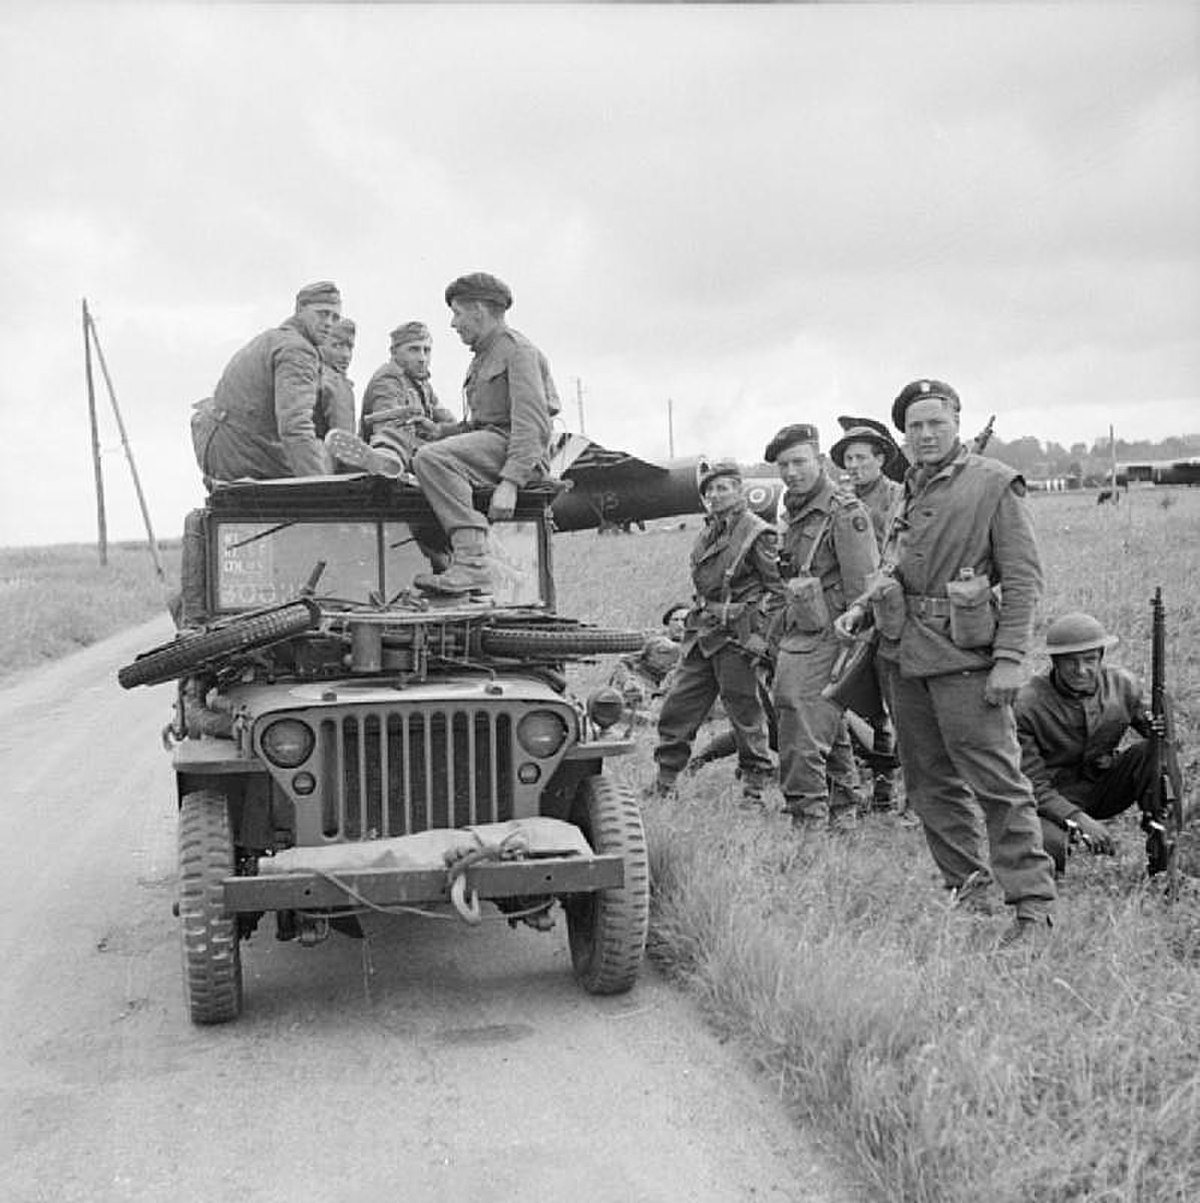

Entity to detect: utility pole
[82,299,108,566]
[84,304,166,580]
[667,397,675,459]
[1109,423,1118,504]
[574,376,586,435]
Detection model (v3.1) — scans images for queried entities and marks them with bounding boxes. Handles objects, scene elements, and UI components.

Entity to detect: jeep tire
[178,790,243,1024]
[118,599,320,689]
[565,776,650,995]
[479,625,644,659]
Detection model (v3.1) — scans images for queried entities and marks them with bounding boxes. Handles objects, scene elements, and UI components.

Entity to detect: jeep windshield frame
[202,476,558,615]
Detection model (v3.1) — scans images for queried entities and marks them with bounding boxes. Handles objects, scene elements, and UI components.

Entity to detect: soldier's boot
[413,527,492,596]
[738,770,771,809]
[325,429,410,480]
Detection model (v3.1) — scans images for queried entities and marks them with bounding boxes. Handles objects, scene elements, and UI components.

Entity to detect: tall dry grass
[0,542,179,683]
[556,487,1200,1203]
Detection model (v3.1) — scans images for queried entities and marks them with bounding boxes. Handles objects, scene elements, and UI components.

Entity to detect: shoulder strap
[797,511,833,575]
[722,511,769,601]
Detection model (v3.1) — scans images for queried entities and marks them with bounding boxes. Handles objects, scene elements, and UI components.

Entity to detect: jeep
[120,475,648,1024]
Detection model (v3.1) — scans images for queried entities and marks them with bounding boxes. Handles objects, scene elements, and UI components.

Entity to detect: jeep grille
[317,708,515,839]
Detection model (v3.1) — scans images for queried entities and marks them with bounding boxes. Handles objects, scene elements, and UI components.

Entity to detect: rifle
[971,414,996,455]
[1141,587,1183,892]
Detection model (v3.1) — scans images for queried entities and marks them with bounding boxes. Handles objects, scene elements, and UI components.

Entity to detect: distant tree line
[984,432,1200,486]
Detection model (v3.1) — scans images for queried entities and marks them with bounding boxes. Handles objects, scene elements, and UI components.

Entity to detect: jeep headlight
[260,718,315,768]
[516,710,569,758]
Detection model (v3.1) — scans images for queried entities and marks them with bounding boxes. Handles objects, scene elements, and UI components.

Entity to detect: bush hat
[830,425,897,470]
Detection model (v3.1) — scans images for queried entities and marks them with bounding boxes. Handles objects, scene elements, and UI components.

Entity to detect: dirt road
[0,619,855,1203]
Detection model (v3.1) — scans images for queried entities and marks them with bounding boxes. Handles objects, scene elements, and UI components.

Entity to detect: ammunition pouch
[784,574,830,634]
[945,574,998,650]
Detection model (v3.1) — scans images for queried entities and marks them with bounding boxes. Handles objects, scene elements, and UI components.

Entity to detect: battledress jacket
[683,504,786,659]
[855,474,904,549]
[1014,666,1151,825]
[449,325,560,488]
[204,316,326,478]
[314,367,355,442]
[879,444,1043,678]
[358,364,454,439]
[776,474,878,651]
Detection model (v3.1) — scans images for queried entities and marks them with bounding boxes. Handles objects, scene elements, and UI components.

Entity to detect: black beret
[444,272,513,311]
[891,379,960,432]
[763,423,820,463]
[699,457,742,494]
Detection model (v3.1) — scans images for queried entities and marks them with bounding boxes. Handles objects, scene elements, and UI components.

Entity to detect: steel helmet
[1044,613,1119,656]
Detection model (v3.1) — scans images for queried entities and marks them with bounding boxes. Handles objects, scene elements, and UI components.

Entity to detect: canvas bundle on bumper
[120,476,648,1024]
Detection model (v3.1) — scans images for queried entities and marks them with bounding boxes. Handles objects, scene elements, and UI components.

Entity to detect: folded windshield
[213,519,544,611]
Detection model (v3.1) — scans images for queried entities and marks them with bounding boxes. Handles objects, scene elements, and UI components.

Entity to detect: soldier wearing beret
[837,379,1057,947]
[652,460,785,804]
[314,318,357,459]
[326,320,456,478]
[766,424,878,828]
[191,281,343,482]
[411,273,560,595]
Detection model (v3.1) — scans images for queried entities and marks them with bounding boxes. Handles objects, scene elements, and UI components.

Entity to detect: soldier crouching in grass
[651,460,785,807]
[836,379,1057,949]
[1014,612,1184,875]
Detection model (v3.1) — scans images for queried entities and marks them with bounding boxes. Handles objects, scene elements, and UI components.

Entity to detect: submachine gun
[1142,587,1183,891]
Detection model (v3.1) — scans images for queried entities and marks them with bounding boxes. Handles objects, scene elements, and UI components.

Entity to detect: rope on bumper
[444,828,532,925]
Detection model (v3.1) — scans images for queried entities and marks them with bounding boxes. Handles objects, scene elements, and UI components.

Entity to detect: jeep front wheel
[178,790,243,1024]
[565,776,650,995]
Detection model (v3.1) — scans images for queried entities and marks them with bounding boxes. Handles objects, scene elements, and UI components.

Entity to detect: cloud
[0,2,1196,546]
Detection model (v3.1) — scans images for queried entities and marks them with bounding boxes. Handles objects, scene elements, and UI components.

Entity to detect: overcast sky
[1,2,1196,548]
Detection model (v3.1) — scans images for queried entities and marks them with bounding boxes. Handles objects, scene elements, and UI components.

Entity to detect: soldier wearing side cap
[653,461,785,806]
[314,318,357,457]
[1014,612,1183,875]
[326,320,457,478]
[410,272,561,596]
[766,424,879,829]
[836,379,1057,948]
[191,281,343,483]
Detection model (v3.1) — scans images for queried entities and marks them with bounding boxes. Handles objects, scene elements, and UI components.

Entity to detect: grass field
[5,489,1198,1200]
[554,486,1200,1203]
[0,541,180,683]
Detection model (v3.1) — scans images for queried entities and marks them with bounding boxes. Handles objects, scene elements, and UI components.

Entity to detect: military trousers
[412,428,510,535]
[1040,738,1180,872]
[772,631,860,817]
[882,661,1056,920]
[655,643,773,781]
[191,404,292,483]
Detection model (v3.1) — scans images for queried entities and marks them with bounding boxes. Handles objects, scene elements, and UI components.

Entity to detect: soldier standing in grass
[191,281,342,483]
[1014,612,1183,875]
[829,421,905,812]
[766,424,878,829]
[837,379,1057,948]
[653,460,785,806]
